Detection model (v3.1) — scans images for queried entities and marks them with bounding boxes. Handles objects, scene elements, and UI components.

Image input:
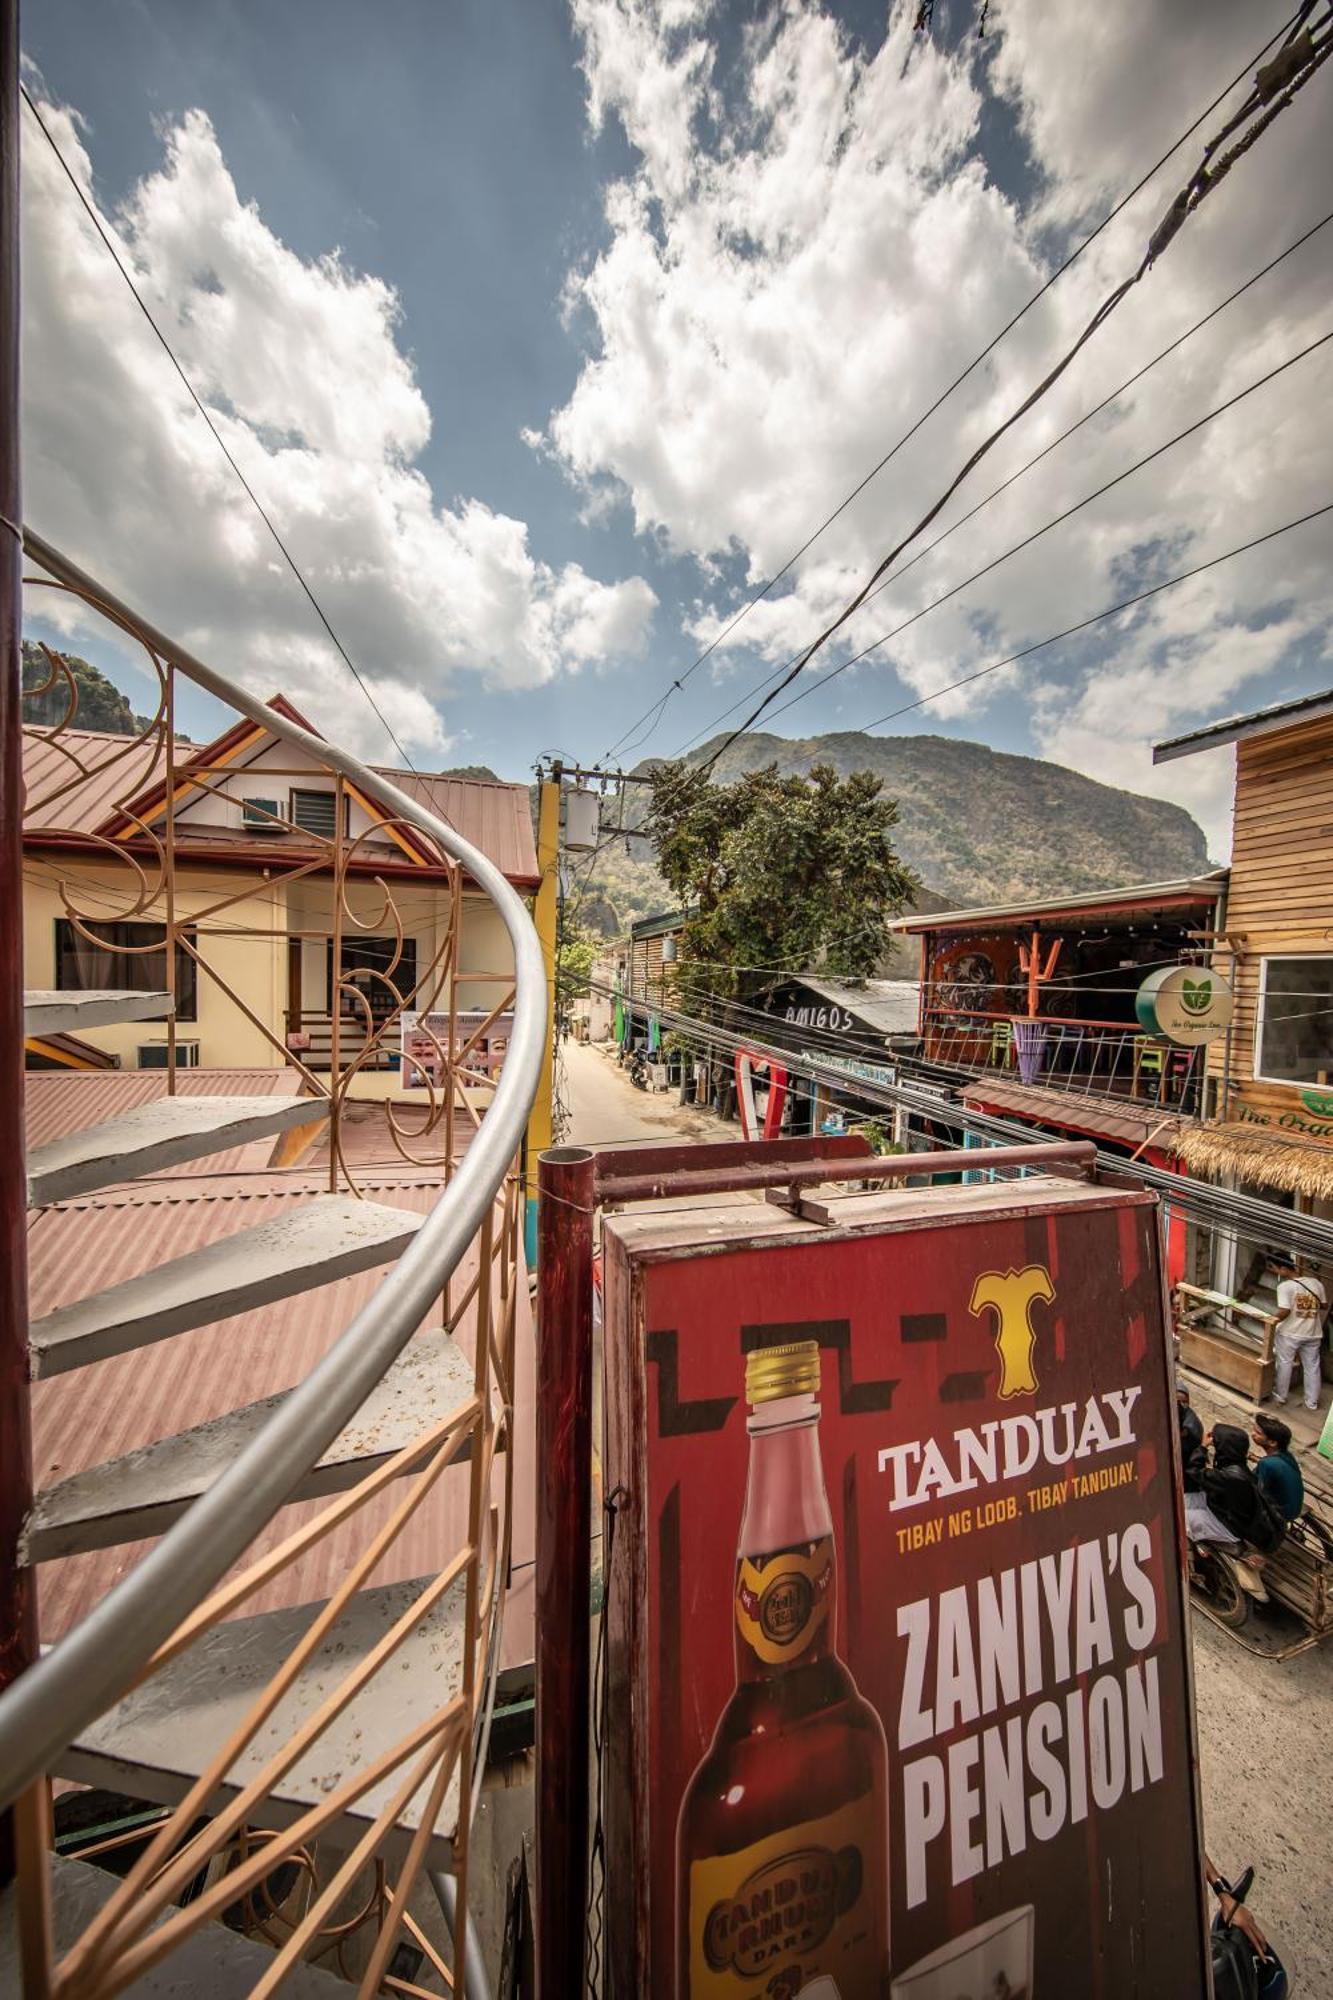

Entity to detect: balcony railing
[2,528,546,1993]
[924,1007,1205,1116]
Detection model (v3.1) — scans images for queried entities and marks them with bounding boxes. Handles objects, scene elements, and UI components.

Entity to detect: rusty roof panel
[23,729,539,887]
[24,1070,316,1184]
[29,1168,533,1667]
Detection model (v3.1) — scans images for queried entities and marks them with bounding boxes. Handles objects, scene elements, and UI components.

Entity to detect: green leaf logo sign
[1301,1087,1333,1117]
[1180,977,1212,1016]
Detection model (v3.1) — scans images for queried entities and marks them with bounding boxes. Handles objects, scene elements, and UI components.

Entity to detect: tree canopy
[643,759,918,1002]
[22,641,153,736]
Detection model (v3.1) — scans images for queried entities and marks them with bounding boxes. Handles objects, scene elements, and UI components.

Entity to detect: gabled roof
[1153,687,1333,763]
[889,872,1228,934]
[22,705,540,888]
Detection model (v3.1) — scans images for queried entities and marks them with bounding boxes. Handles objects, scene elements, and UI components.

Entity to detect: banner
[603,1175,1208,1998]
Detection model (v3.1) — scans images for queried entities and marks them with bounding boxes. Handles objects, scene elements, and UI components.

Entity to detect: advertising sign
[399,1008,513,1088]
[1134,964,1232,1044]
[603,1175,1207,1997]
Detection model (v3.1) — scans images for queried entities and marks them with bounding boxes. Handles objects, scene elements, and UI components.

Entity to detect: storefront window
[1254,955,1333,1085]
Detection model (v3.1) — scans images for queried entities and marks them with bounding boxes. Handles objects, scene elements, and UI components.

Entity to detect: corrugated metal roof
[29,1166,533,1668]
[23,729,540,888]
[25,1069,312,1183]
[1153,686,1333,763]
[372,767,538,887]
[793,977,921,1036]
[23,727,162,834]
[890,871,1228,934]
[960,1078,1172,1150]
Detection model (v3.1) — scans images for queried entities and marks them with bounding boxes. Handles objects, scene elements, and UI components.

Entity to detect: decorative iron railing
[3,528,546,1994]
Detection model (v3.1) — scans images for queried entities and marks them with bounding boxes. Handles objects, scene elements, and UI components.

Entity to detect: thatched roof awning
[1171,1122,1333,1200]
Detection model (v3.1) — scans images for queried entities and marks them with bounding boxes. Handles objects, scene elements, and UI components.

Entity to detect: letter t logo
[969,1265,1055,1399]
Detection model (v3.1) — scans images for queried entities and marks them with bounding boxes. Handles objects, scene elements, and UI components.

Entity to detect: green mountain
[567,729,1210,936]
[680,731,1211,907]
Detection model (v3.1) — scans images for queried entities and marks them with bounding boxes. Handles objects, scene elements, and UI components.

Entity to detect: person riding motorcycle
[1184,1423,1264,1543]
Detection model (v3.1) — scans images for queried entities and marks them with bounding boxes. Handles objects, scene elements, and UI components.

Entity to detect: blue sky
[18,0,1333,850]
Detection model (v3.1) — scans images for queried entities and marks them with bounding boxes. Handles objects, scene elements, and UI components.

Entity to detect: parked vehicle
[1189,1503,1333,1658]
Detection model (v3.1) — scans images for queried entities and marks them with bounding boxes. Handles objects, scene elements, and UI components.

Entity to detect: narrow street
[563,1038,1333,1988]
[561,1035,721,1149]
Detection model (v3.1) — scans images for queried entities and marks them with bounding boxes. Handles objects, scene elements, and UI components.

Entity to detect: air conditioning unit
[242,797,285,831]
[138,1039,200,1069]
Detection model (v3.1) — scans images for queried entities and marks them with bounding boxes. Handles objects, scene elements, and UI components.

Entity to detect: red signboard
[603,1173,1208,1998]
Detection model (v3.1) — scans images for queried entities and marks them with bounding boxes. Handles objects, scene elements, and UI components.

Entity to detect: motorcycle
[1187,1537,1263,1630]
[625,1047,649,1091]
[1209,1862,1289,1998]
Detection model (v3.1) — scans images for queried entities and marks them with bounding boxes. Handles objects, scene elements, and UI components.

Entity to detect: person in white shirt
[1269,1255,1328,1412]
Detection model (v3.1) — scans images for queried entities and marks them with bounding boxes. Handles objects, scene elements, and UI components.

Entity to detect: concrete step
[0,1849,348,1994]
[60,1574,470,1871]
[24,988,173,1036]
[25,1328,487,1560]
[27,1095,328,1207]
[30,1194,424,1378]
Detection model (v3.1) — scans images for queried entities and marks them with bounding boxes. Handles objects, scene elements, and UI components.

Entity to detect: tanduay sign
[1135,963,1233,1044]
[601,1167,1211,1998]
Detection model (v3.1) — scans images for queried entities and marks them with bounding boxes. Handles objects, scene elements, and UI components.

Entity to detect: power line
[712,329,1332,744]
[20,85,419,775]
[599,3,1314,766]
[700,10,1333,769]
[852,499,1333,733]
[583,976,1333,1259]
[674,207,1333,756]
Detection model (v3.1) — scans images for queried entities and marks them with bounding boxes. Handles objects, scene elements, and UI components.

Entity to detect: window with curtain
[54,920,198,1022]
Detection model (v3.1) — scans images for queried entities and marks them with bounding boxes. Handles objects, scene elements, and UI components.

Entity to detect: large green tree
[643,759,918,1004]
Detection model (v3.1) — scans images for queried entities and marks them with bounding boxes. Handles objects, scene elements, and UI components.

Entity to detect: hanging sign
[602,1174,1208,1997]
[1134,964,1232,1044]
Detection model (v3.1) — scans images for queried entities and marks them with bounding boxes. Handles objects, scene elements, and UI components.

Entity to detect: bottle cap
[746,1339,821,1405]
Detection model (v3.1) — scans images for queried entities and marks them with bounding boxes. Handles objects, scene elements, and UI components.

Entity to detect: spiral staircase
[0,538,546,1995]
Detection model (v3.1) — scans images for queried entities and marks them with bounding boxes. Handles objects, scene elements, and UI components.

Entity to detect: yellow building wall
[24,853,518,1074]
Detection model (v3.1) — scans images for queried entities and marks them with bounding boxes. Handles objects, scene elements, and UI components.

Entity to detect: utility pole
[524,763,561,1266]
[0,0,37,1885]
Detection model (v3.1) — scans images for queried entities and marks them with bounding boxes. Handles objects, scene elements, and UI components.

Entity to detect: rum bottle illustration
[676,1340,890,1998]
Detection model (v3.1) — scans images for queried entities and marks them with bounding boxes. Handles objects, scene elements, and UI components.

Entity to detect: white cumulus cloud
[535,0,1333,846]
[20,92,657,762]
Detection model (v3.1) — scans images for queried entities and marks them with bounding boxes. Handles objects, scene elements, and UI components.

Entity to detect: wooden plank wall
[1209,714,1333,1133]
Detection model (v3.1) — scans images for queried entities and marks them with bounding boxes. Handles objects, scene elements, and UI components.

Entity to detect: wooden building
[1155,689,1333,1307]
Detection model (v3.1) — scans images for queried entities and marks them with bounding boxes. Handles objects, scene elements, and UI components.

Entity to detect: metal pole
[535,1144,594,2000]
[0,0,36,1883]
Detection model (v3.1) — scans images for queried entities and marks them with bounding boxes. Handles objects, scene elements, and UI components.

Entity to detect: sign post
[602,1171,1210,1995]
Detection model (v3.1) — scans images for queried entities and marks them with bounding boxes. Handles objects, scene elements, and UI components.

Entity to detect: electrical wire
[700,10,1333,769]
[599,2,1313,765]
[581,977,1333,1259]
[20,85,419,775]
[674,207,1333,755]
[851,499,1333,733]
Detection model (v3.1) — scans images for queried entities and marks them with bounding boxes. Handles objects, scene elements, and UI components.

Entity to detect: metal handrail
[0,527,547,1811]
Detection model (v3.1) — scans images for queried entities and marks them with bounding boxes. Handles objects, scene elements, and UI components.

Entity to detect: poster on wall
[602,1175,1208,1998]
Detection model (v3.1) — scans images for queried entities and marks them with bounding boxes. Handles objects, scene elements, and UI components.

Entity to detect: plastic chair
[1133,1036,1166,1099]
[988,1020,1013,1069]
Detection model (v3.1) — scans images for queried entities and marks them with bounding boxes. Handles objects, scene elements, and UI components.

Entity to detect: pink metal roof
[24,1069,308,1182]
[373,767,539,888]
[28,1166,534,1668]
[22,728,539,887]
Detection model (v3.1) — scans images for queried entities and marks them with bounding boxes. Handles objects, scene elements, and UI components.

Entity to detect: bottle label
[687,1794,885,1997]
[735,1536,834,1667]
